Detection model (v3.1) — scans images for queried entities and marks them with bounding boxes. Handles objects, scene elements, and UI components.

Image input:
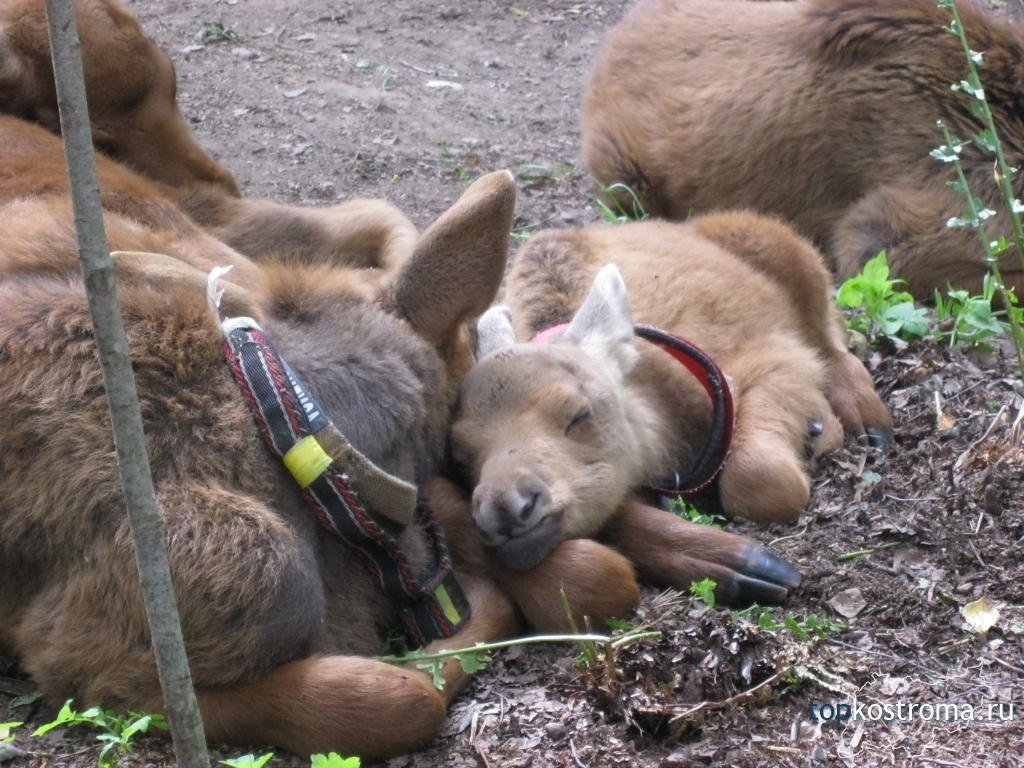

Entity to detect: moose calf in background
[583,0,1024,298]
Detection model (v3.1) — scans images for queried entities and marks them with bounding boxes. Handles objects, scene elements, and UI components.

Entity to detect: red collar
[532,323,734,498]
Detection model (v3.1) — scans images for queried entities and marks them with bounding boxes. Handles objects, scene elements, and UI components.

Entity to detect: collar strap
[222,317,470,646]
[532,322,734,498]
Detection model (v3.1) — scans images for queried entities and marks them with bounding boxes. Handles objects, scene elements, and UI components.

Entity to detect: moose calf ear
[475,305,517,361]
[0,30,27,90]
[564,264,638,382]
[387,170,516,349]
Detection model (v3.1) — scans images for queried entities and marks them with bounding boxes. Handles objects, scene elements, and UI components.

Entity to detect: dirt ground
[2,0,1024,766]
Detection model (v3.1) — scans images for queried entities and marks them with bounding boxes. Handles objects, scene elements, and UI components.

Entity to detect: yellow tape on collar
[283,435,333,488]
[434,584,462,625]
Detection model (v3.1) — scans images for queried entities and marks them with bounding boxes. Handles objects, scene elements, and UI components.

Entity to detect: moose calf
[583,0,1024,298]
[0,112,658,758]
[450,212,891,599]
[0,0,239,195]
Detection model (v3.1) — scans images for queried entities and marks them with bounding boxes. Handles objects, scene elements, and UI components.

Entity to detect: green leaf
[758,611,779,631]
[9,692,42,709]
[220,753,275,768]
[784,614,810,641]
[311,752,362,768]
[606,617,634,631]
[416,659,447,690]
[689,578,717,608]
[456,649,492,674]
[0,722,23,745]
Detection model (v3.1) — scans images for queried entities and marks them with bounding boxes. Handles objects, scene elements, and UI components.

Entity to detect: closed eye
[565,407,592,435]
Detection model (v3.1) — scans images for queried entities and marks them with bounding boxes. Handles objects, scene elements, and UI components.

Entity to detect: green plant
[591,179,648,224]
[436,138,472,185]
[310,753,361,768]
[733,605,845,640]
[196,22,242,44]
[668,497,726,527]
[376,67,390,111]
[0,722,22,745]
[935,273,1010,351]
[34,701,168,768]
[689,578,717,609]
[220,754,274,768]
[835,251,928,340]
[933,0,1024,379]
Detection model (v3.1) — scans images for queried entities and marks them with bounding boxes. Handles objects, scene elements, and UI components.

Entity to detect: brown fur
[449,212,890,595]
[0,0,238,194]
[583,0,1024,297]
[0,115,641,759]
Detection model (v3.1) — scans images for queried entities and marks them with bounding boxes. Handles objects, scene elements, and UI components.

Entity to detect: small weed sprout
[196,22,242,44]
[220,754,275,768]
[436,138,472,185]
[835,251,928,341]
[689,578,717,609]
[934,274,1009,350]
[376,67,390,111]
[933,0,1024,379]
[591,179,648,224]
[732,605,845,640]
[33,701,168,768]
[668,497,726,527]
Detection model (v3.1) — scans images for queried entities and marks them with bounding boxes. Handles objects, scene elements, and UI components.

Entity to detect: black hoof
[740,545,803,589]
[805,418,825,458]
[866,426,893,448]
[718,572,791,606]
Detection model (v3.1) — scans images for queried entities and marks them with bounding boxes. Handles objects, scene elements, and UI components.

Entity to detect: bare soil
[2,1,1024,767]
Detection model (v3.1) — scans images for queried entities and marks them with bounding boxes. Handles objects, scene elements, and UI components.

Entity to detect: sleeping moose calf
[583,0,1024,299]
[450,212,893,600]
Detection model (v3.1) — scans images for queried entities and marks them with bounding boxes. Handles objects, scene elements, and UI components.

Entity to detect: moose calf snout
[471,464,561,571]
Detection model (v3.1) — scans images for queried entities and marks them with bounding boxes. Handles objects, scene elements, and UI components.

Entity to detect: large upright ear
[563,264,637,382]
[475,305,517,361]
[387,170,515,348]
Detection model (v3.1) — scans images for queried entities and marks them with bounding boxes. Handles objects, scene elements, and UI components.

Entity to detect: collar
[221,316,469,646]
[532,322,734,498]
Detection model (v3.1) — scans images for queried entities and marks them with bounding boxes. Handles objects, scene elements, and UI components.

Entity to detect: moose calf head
[452,265,666,571]
[0,0,238,195]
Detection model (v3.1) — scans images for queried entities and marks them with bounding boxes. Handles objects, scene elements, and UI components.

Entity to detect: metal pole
[43,1,210,764]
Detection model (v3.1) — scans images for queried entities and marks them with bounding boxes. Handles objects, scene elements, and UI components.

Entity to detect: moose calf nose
[471,472,551,544]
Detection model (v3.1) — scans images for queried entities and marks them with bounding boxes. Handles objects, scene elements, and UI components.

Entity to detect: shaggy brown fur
[0,116,642,759]
[0,0,238,194]
[450,212,891,600]
[583,0,1024,298]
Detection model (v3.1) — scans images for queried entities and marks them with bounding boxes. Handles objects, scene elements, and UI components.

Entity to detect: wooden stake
[43,1,210,764]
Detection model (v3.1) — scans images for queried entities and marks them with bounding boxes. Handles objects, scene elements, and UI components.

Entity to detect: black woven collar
[222,316,470,646]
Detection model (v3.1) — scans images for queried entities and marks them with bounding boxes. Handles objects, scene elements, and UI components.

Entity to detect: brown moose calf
[0,112,654,759]
[583,0,1024,298]
[450,212,892,601]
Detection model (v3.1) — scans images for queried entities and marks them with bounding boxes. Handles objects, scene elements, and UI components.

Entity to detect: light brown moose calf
[583,0,1024,298]
[450,212,892,600]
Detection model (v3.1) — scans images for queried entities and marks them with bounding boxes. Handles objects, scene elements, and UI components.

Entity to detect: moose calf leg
[600,500,801,605]
[197,655,446,759]
[424,477,641,633]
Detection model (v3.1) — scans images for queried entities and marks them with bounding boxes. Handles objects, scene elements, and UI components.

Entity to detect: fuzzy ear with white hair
[563,264,637,382]
[475,305,517,361]
[0,29,26,86]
